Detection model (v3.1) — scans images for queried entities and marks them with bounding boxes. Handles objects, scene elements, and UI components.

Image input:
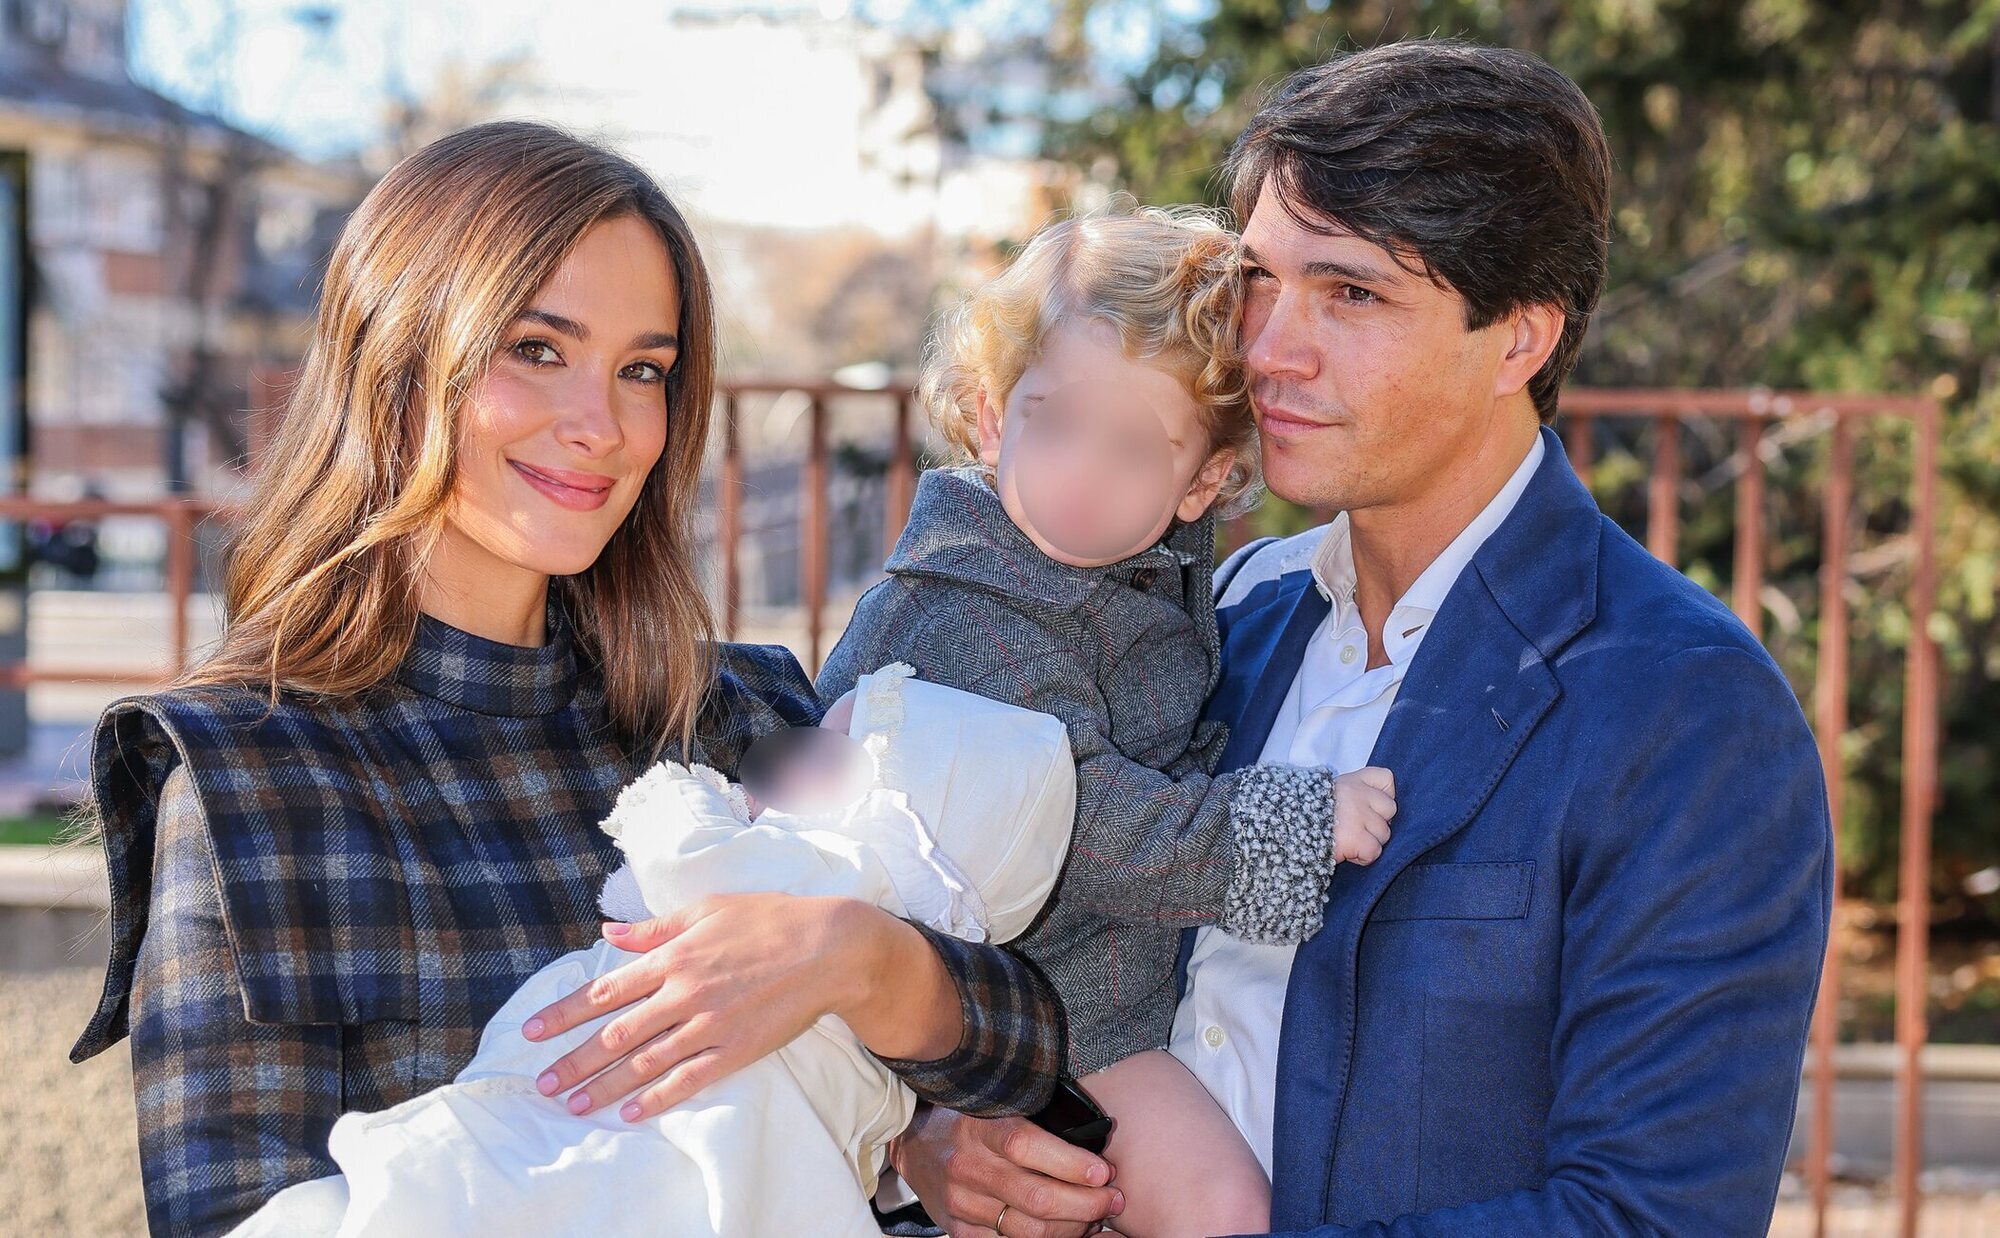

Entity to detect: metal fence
[0,381,1945,1237]
[1559,389,1942,1238]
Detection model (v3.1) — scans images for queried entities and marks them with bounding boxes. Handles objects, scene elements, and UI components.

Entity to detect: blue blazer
[1201,428,1831,1235]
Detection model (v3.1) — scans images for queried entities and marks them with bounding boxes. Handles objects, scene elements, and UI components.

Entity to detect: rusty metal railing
[713,379,918,668]
[0,496,236,687]
[0,383,1944,1236]
[1559,389,1941,1238]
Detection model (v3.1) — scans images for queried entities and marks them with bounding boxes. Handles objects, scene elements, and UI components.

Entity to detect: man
[889,38,1831,1236]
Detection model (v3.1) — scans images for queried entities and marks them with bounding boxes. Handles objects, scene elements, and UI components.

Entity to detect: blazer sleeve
[1260,644,1832,1237]
[127,764,347,1237]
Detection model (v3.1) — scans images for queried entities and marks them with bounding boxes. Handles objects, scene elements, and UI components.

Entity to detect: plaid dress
[72,599,1061,1236]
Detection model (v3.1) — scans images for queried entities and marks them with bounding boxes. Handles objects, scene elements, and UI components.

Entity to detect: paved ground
[1771,1182,2000,1236]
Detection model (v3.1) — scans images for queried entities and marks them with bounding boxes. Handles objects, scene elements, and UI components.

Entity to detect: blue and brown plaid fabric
[881,926,1063,1117]
[76,598,1062,1235]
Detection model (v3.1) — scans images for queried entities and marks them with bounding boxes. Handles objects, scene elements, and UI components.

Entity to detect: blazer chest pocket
[1372,861,1535,922]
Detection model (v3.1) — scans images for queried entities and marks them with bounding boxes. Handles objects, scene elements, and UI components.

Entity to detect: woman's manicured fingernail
[523,1017,545,1040]
[536,1071,558,1096]
[604,922,630,937]
[567,1092,592,1115]
[620,1102,642,1122]
[1087,1163,1108,1186]
[1110,1190,1125,1214]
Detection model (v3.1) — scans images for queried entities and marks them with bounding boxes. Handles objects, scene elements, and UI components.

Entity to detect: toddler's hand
[1332,767,1397,865]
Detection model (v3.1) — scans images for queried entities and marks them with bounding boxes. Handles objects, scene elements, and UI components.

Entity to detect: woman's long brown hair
[187,121,718,758]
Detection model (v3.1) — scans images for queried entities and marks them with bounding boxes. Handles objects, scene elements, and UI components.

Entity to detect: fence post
[1809,414,1854,1237]
[1893,403,1941,1238]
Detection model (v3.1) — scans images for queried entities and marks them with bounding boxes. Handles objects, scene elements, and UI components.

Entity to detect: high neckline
[396,597,579,717]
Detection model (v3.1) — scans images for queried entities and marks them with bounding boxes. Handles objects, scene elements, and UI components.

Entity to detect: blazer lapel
[1268,428,1604,1226]
[1207,573,1331,776]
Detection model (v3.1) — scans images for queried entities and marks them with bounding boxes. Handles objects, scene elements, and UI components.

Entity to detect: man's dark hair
[1227,39,1612,422]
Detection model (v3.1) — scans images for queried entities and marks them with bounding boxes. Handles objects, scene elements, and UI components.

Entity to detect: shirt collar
[1308,433,1546,666]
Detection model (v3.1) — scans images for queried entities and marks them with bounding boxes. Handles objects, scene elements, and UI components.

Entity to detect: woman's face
[443,214,681,584]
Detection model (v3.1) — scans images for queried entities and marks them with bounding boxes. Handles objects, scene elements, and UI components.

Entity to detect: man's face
[1239,178,1517,513]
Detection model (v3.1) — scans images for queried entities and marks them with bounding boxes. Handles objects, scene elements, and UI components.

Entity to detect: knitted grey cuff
[1218,763,1340,945]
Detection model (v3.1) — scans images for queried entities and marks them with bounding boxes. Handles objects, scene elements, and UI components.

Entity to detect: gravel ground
[4,958,145,1237]
[3,907,1996,1238]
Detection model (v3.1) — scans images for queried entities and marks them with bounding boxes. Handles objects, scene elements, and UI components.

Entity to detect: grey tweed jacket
[819,467,1340,1075]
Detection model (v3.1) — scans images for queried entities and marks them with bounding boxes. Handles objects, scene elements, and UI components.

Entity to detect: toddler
[818,205,1397,1236]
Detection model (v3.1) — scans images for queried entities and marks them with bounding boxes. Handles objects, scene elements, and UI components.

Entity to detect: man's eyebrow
[519,309,677,351]
[1239,244,1396,286]
[1301,258,1397,284]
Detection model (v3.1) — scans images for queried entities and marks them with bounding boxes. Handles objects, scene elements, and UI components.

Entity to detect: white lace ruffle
[596,759,752,923]
[590,662,992,942]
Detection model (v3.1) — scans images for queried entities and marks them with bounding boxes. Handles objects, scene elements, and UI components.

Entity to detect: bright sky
[127,0,1201,160]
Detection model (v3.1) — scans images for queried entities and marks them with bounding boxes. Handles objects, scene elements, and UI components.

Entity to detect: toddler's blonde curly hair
[920,202,1261,519]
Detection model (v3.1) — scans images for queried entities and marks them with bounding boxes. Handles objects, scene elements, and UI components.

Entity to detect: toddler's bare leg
[1080,1049,1269,1238]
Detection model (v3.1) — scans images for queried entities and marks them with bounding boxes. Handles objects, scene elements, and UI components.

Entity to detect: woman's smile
[509,458,618,511]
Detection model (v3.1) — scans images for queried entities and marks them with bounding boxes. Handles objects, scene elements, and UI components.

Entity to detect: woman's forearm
[837,904,1068,1118]
[830,900,963,1061]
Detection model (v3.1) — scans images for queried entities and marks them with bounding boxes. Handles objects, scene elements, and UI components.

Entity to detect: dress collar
[396,596,579,717]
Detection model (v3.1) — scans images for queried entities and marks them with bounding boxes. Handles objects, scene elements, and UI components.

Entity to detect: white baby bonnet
[842,663,1076,943]
[596,664,1074,946]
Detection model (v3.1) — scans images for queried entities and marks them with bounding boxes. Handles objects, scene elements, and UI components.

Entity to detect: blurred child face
[976,320,1234,568]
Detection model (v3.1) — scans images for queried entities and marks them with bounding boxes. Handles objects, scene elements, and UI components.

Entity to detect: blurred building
[0,0,363,504]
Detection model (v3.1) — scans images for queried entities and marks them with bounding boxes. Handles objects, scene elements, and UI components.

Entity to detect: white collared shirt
[1168,434,1545,1174]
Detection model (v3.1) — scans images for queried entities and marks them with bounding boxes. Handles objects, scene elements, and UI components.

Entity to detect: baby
[232,664,1080,1237]
[817,205,1397,1236]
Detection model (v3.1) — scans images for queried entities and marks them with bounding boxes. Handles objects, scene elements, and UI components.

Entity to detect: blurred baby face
[977,320,1232,568]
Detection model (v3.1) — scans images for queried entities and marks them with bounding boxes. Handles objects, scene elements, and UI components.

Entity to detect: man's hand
[1332,766,1397,865]
[891,1105,1123,1238]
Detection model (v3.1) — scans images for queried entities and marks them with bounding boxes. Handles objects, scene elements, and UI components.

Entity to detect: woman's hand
[891,1105,1123,1238]
[522,892,958,1121]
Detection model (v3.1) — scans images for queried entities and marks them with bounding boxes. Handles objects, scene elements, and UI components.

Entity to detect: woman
[69,122,1061,1236]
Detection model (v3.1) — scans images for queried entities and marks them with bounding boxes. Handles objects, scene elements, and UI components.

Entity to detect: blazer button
[1132,568,1158,590]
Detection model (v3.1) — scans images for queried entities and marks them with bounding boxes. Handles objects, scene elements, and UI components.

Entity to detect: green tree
[1055,0,2000,921]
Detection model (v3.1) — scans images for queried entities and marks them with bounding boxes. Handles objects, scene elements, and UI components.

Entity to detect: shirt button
[1204,1025,1225,1049]
[1340,645,1359,665]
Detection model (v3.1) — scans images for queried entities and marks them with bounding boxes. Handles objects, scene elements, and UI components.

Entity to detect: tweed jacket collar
[885,465,1215,608]
[397,600,578,717]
